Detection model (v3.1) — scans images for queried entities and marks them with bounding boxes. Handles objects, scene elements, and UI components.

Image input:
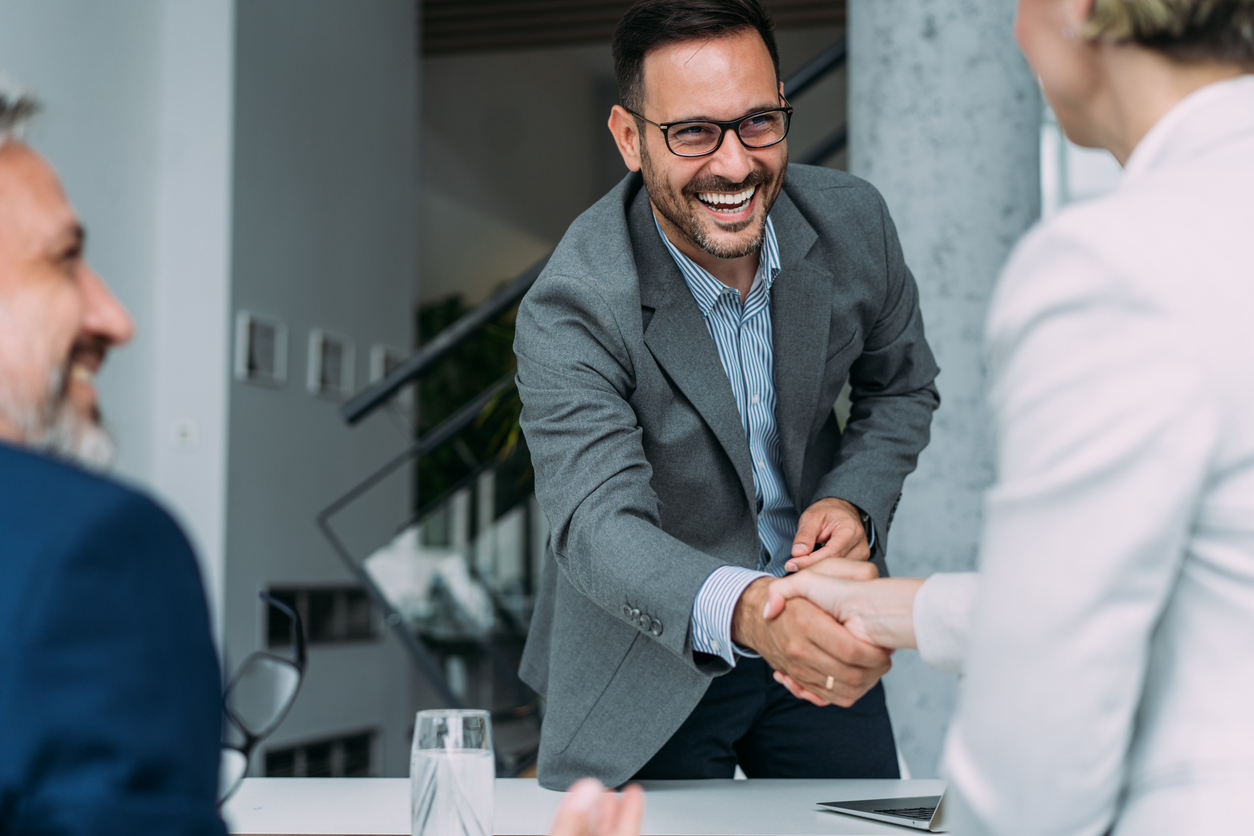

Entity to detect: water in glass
[411,709,494,836]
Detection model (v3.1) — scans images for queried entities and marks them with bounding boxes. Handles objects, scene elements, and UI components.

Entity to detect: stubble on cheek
[640,142,779,260]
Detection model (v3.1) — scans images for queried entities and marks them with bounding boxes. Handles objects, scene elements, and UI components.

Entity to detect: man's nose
[706,127,756,183]
[79,264,135,348]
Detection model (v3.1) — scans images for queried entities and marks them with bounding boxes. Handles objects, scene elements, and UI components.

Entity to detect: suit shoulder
[0,444,194,576]
[522,176,645,322]
[540,173,639,290]
[781,164,894,244]
[784,163,885,204]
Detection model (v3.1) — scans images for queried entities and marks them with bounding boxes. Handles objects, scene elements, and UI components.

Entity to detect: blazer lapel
[769,191,833,502]
[630,189,758,512]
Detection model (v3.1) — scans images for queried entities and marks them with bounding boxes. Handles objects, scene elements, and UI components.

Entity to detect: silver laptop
[817,790,947,831]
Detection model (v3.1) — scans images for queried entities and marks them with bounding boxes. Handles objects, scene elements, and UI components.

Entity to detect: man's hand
[762,568,924,649]
[732,577,892,708]
[786,497,870,572]
[548,778,644,836]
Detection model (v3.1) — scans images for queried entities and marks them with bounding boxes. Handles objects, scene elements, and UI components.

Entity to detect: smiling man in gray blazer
[514,0,940,790]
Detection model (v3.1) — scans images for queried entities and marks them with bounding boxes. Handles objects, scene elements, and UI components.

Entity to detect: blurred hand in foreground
[549,778,645,836]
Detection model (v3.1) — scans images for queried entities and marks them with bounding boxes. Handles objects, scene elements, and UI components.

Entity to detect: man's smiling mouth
[696,185,757,213]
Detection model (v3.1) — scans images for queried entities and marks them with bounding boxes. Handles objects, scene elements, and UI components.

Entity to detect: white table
[223,777,949,835]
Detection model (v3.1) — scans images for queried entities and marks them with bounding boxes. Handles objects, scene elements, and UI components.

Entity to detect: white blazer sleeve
[913,572,979,673]
[941,226,1222,836]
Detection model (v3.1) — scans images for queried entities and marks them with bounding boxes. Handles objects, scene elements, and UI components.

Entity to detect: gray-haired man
[0,84,225,836]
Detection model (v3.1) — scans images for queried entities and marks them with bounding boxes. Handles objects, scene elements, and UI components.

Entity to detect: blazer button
[630,608,641,621]
[640,615,654,632]
[651,621,663,637]
[622,604,632,618]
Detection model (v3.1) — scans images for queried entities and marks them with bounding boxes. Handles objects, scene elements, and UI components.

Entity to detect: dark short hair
[1086,0,1254,68]
[612,0,780,114]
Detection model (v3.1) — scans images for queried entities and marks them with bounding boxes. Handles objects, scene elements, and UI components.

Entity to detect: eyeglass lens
[668,111,788,156]
[224,655,302,737]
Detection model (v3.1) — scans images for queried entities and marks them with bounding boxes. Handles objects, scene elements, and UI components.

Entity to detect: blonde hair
[1085,0,1254,66]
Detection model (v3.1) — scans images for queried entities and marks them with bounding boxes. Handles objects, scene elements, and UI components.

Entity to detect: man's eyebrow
[668,104,783,123]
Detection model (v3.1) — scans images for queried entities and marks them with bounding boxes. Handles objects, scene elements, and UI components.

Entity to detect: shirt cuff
[690,565,771,666]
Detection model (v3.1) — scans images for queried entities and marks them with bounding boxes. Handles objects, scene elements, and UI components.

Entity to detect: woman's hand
[763,561,924,649]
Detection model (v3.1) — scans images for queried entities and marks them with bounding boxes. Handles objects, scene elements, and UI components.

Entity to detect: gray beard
[0,364,116,470]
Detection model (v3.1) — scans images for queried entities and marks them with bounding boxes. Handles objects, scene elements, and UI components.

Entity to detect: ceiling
[423,0,845,56]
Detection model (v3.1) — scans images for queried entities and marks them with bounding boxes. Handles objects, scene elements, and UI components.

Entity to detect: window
[234,311,288,387]
[267,587,377,647]
[308,329,356,399]
[264,731,374,778]
[369,344,413,412]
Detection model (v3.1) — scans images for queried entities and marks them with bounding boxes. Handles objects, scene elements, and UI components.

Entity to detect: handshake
[730,498,926,708]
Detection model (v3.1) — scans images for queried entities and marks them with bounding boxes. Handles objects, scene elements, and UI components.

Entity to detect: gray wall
[0,0,162,481]
[5,0,443,778]
[419,26,848,306]
[847,0,1042,777]
[226,0,424,776]
[1,0,236,625]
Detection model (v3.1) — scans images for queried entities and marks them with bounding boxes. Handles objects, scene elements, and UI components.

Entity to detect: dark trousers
[632,657,899,779]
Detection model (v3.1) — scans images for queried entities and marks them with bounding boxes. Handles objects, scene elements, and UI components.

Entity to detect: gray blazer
[514,164,939,789]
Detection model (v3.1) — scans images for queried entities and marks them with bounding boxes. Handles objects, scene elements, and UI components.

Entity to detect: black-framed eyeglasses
[217,592,307,806]
[627,101,793,157]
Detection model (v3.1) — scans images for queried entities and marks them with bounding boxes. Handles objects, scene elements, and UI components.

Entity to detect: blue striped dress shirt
[653,214,796,665]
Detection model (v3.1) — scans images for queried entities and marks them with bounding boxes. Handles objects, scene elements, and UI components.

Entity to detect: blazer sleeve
[515,271,732,672]
[941,228,1221,836]
[813,192,940,548]
[913,572,979,674]
[0,489,227,836]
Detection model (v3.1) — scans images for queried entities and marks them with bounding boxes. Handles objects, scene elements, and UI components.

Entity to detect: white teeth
[71,363,94,383]
[697,185,756,209]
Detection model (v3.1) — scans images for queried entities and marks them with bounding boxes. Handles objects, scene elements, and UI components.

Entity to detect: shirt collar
[653,212,781,317]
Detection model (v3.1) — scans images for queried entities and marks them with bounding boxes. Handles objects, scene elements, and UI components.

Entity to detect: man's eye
[673,124,717,140]
[59,248,82,272]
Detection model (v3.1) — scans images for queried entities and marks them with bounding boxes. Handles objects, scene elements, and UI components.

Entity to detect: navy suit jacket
[0,442,225,835]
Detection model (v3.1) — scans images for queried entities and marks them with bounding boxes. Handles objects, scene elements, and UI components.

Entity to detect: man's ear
[608,105,643,172]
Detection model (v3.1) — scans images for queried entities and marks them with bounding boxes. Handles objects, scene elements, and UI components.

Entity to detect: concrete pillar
[847,0,1042,777]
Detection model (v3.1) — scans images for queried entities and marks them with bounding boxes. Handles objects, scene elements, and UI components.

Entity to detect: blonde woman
[767,0,1254,834]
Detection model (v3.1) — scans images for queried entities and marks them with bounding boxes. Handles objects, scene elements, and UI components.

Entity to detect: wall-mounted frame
[369,344,413,412]
[234,311,288,387]
[308,329,356,400]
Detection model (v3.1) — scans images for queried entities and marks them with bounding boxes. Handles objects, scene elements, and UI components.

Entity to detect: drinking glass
[411,709,494,836]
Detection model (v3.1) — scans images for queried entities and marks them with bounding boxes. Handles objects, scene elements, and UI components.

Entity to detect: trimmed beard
[639,137,784,260]
[0,363,116,470]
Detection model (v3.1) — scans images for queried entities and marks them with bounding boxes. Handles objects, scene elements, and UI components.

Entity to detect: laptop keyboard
[873,807,936,820]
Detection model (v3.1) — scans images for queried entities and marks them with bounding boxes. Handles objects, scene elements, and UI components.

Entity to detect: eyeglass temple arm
[258,592,308,668]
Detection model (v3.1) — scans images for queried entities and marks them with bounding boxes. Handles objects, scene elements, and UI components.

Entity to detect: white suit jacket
[929,76,1254,836]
